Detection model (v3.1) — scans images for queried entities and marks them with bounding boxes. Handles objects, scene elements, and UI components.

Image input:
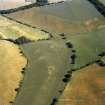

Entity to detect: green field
[65,26,105,69]
[13,39,72,105]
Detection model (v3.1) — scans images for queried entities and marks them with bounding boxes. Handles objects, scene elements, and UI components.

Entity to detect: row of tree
[88,0,105,16]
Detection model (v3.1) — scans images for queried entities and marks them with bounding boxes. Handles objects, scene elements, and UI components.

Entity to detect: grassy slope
[57,64,105,105]
[0,40,27,105]
[0,15,50,40]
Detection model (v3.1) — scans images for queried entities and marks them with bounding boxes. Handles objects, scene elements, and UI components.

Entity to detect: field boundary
[87,0,105,17]
[0,1,64,14]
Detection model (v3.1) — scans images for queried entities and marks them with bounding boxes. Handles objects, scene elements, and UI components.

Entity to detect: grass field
[0,40,27,105]
[13,39,72,105]
[0,15,50,40]
[5,0,105,34]
[57,64,105,105]
[66,26,105,69]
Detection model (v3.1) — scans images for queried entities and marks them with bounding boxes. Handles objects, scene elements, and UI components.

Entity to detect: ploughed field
[0,0,105,105]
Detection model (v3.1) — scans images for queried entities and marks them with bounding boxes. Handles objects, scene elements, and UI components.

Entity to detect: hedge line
[0,1,64,14]
[0,3,39,14]
[87,0,105,16]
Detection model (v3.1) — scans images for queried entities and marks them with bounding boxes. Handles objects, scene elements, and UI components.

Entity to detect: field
[0,15,50,41]
[5,0,105,34]
[65,26,105,69]
[0,40,27,105]
[57,64,105,105]
[12,39,72,105]
[3,0,105,71]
